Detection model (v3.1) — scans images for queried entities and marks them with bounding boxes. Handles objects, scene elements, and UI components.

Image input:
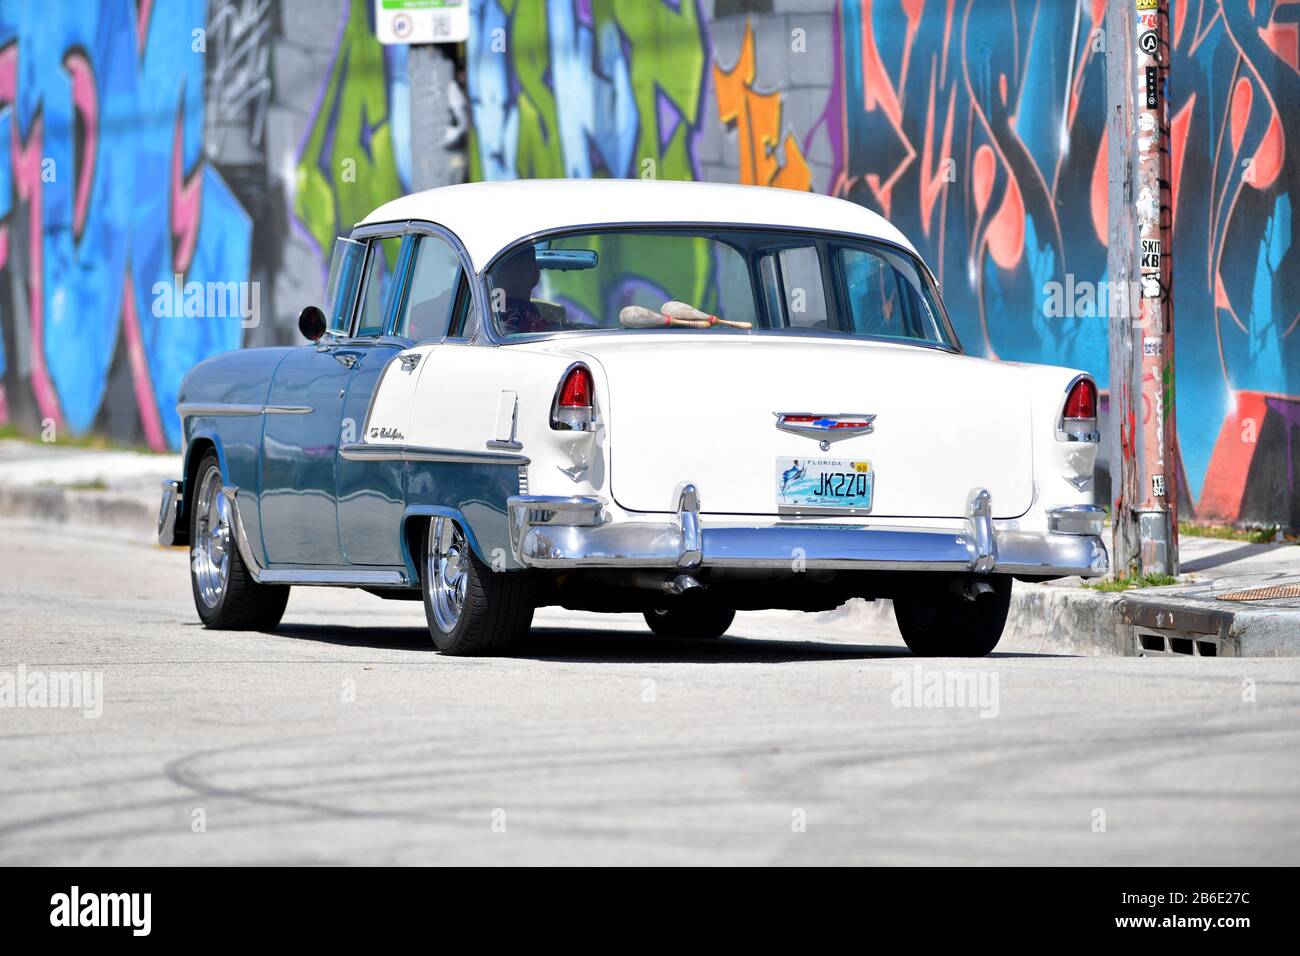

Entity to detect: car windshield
[484,227,956,348]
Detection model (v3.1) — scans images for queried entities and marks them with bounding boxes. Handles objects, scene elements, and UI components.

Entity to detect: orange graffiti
[714,19,812,191]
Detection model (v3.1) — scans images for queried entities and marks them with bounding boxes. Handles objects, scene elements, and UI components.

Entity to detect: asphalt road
[1,518,1297,865]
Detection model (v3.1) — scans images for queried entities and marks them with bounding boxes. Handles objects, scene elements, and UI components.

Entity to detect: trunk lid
[577,335,1034,519]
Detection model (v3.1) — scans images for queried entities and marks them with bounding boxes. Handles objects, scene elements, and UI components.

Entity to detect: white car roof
[359,179,920,272]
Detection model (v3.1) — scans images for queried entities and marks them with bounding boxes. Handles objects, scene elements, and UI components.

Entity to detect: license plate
[775,457,874,511]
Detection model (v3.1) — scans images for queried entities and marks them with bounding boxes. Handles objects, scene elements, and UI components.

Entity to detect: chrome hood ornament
[774,412,876,451]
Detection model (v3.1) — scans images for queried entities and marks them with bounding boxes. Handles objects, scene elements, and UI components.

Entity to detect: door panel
[260,346,352,565]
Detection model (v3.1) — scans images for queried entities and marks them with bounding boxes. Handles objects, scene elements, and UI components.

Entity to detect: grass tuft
[1085,572,1181,592]
[1178,522,1283,545]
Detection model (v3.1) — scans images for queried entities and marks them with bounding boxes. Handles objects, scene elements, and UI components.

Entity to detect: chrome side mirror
[298,305,327,342]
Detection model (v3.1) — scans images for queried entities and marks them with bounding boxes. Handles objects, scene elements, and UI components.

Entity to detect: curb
[0,483,158,541]
[772,580,1300,658]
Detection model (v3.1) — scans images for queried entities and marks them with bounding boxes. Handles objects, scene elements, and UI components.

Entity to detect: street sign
[374,0,468,45]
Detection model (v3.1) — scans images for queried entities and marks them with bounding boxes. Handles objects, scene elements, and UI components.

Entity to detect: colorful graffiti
[294,0,409,268]
[0,0,421,450]
[467,0,1297,524]
[714,18,812,190]
[807,0,1297,524]
[467,0,706,182]
[0,1,251,450]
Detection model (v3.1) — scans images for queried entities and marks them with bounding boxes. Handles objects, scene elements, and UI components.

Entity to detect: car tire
[643,601,735,639]
[422,516,533,655]
[189,450,290,630]
[892,576,1012,657]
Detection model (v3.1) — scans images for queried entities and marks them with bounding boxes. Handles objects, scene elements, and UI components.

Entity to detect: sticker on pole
[375,0,468,45]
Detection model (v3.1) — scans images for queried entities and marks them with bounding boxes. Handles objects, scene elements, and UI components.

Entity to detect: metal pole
[1105,0,1178,577]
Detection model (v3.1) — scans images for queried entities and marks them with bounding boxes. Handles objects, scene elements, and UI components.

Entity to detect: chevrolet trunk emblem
[774,412,876,451]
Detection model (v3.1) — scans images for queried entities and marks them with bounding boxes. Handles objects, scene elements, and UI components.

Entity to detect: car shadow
[266,621,1054,663]
[518,626,907,663]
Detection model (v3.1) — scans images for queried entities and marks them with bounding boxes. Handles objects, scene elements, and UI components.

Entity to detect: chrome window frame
[350,219,483,346]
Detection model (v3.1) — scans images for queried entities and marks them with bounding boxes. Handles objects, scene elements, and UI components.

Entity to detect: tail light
[551,364,595,431]
[1059,377,1099,442]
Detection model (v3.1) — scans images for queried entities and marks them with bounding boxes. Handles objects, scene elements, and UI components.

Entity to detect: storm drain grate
[1216,584,1300,602]
[1136,630,1220,657]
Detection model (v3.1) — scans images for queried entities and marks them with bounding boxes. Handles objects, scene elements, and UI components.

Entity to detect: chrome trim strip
[177,403,312,418]
[219,484,408,587]
[256,568,408,587]
[221,485,266,578]
[177,403,264,418]
[340,442,530,466]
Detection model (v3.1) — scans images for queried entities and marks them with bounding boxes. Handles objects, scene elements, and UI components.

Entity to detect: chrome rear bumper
[508,487,1109,578]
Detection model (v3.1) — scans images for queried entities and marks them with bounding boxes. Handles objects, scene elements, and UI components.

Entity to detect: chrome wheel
[427,517,468,632]
[192,466,232,609]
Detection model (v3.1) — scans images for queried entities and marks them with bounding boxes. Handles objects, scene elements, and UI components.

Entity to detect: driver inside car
[491,245,567,334]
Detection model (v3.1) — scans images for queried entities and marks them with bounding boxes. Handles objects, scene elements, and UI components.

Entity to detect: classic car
[159,178,1108,656]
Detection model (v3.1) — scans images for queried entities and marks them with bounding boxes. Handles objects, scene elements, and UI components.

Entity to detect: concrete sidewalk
[1,436,1297,656]
[0,438,178,539]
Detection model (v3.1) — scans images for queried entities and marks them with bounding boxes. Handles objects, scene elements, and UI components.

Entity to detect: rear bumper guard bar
[507,486,1109,578]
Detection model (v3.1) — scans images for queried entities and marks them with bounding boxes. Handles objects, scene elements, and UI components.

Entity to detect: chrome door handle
[399,353,421,372]
[334,353,358,370]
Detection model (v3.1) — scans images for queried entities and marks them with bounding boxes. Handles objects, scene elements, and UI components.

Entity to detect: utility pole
[1104,0,1178,577]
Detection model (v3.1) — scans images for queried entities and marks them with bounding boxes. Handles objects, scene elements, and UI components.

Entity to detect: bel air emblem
[774,412,876,451]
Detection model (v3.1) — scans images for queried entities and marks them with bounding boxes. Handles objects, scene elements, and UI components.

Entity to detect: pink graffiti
[0,43,61,429]
[62,49,97,239]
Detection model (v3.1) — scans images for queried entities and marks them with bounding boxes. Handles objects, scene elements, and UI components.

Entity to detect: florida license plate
[775,457,874,511]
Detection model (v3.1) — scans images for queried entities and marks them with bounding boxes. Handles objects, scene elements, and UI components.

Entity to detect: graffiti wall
[0,0,458,450]
[467,0,1298,526]
[1,1,1295,526]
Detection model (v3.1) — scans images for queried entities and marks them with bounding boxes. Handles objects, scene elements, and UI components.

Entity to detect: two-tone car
[159,179,1107,656]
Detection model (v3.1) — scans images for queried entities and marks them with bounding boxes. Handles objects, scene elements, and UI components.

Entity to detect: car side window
[324,237,366,334]
[761,245,829,330]
[836,246,942,342]
[395,235,464,342]
[354,236,404,338]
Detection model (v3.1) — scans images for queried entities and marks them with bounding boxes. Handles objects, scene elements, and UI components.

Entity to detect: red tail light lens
[552,364,595,431]
[1064,378,1097,419]
[558,366,592,408]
